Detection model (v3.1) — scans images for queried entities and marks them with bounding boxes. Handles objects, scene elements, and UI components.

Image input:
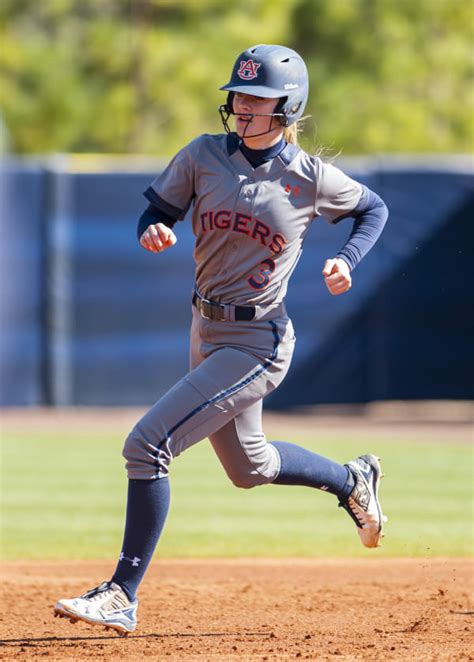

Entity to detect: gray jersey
[149,133,362,306]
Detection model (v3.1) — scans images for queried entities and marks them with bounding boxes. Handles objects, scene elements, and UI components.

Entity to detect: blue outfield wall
[0,155,472,406]
[269,160,474,407]
[0,162,46,405]
[42,159,196,406]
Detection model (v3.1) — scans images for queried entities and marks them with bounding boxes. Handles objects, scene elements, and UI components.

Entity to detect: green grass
[1,426,472,559]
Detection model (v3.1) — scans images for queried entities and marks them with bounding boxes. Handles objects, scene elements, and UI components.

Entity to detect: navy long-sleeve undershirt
[335,185,388,271]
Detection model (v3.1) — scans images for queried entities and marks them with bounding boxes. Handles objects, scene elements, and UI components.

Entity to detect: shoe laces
[340,462,375,528]
[82,582,116,602]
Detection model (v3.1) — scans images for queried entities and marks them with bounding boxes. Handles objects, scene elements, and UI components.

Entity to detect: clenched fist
[322,257,352,296]
[140,223,177,253]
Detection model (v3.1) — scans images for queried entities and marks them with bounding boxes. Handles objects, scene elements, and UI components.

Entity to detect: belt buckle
[196,293,225,321]
[200,299,212,320]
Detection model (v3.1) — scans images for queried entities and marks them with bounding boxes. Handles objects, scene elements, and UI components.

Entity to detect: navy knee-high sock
[111,477,170,601]
[270,441,354,500]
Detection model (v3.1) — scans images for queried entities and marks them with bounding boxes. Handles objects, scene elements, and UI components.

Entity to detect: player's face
[233,93,284,148]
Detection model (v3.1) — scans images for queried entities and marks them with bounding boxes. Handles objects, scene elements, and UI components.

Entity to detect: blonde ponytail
[282,115,310,146]
[283,116,336,161]
[283,123,300,145]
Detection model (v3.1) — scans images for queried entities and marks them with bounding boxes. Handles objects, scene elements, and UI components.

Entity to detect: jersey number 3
[248,258,276,290]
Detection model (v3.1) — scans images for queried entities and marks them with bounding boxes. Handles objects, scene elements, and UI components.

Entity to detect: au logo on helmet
[237,59,261,80]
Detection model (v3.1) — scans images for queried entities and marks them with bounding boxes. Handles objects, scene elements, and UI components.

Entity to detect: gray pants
[124,305,295,487]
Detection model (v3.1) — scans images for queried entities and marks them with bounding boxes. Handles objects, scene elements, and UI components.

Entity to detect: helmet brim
[219,83,285,98]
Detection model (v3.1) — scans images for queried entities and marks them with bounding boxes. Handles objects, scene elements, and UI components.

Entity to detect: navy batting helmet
[219,44,309,128]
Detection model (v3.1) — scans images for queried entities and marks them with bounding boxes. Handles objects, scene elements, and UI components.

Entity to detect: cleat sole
[54,605,134,636]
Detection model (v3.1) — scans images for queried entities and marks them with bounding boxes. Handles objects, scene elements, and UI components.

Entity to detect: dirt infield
[1,559,472,661]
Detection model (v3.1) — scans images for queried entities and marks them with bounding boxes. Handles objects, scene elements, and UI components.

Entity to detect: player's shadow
[0,630,272,645]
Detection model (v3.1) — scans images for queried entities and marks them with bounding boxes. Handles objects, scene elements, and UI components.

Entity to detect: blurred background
[0,0,473,408]
[1,0,473,567]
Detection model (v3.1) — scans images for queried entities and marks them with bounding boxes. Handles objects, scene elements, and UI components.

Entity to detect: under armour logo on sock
[120,552,141,567]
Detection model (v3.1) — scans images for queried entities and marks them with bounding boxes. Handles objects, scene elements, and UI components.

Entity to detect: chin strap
[218,104,288,139]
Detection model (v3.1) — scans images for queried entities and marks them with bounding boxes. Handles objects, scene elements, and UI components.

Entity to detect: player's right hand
[140,223,177,253]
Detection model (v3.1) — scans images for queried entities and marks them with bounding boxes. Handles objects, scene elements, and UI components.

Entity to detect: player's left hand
[322,258,352,296]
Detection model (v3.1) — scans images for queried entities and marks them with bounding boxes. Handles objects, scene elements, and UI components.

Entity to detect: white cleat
[339,454,387,548]
[54,581,137,636]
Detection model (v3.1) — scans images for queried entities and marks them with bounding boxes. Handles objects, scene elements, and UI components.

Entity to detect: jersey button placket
[226,179,256,271]
[213,176,256,281]
[241,177,256,208]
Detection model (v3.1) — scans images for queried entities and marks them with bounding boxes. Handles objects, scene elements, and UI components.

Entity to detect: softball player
[55,44,389,635]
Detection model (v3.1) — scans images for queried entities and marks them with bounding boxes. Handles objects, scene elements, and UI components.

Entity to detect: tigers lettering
[200,209,288,257]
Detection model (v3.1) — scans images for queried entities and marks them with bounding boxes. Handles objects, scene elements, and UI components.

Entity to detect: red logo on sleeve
[237,59,261,80]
